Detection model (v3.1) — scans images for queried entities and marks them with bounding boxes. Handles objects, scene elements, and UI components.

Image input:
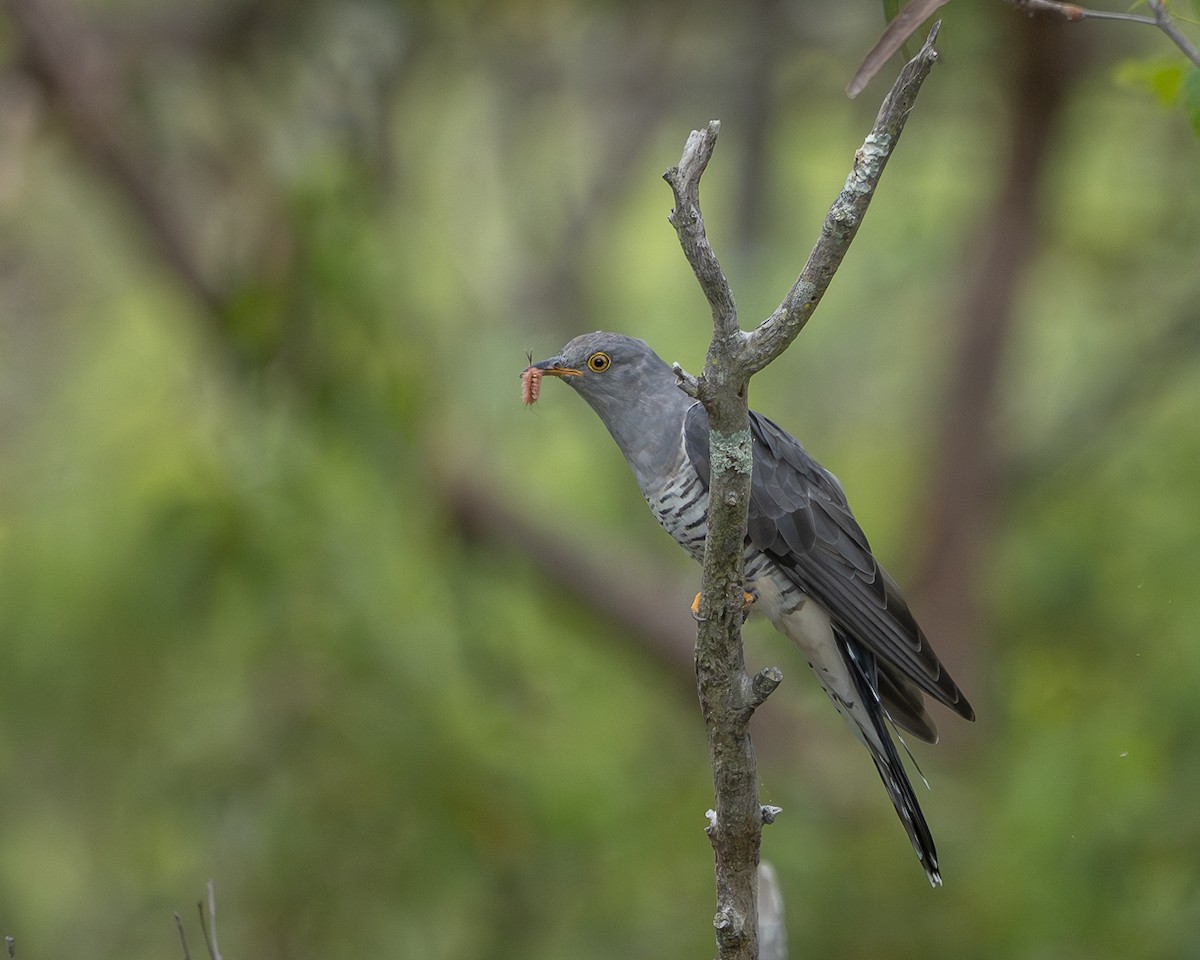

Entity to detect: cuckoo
[525,331,974,886]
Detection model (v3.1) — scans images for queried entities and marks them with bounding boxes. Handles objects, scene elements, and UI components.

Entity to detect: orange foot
[690,591,756,621]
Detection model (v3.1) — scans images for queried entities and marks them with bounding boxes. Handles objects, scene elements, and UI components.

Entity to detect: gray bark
[661,24,943,960]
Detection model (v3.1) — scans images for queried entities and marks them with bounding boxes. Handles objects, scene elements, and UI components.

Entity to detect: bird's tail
[837,630,942,887]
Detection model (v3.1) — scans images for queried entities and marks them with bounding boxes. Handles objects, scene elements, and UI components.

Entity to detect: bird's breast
[644,466,708,560]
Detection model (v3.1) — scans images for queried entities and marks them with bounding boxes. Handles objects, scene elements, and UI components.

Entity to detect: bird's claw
[690,590,756,622]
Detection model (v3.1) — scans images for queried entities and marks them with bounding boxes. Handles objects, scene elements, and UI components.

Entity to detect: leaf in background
[1113,56,1185,106]
[848,0,953,98]
[1113,57,1200,138]
[1182,68,1200,136]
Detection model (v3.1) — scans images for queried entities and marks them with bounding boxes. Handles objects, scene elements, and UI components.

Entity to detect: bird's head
[524,331,694,484]
[526,331,682,417]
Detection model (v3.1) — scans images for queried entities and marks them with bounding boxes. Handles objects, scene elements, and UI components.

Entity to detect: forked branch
[661,22,944,960]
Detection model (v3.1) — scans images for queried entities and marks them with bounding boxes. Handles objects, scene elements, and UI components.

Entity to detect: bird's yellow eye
[587,352,611,373]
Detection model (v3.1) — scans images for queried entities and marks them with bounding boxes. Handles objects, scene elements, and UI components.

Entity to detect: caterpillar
[522,350,541,405]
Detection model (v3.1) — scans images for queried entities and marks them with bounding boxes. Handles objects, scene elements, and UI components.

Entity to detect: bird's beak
[530,357,582,378]
[521,355,582,405]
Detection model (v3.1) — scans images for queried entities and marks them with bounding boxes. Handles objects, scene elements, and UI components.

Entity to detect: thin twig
[1010,0,1154,23]
[1148,0,1200,69]
[1006,0,1200,68]
[197,880,223,960]
[174,913,193,960]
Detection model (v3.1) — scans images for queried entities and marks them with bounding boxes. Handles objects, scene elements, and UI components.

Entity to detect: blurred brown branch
[446,473,698,686]
[3,0,228,315]
[909,14,1078,697]
[1004,294,1200,494]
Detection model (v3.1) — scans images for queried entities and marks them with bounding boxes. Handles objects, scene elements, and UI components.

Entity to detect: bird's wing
[684,404,974,723]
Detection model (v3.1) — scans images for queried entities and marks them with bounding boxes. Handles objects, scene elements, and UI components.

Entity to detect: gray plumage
[529,331,974,886]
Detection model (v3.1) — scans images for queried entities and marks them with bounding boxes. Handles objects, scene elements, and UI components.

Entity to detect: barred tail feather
[837,629,942,887]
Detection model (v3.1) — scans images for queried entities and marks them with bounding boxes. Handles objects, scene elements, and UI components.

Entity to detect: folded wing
[684,404,975,738]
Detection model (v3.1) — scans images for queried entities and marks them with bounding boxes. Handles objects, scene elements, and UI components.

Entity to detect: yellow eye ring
[587,352,611,373]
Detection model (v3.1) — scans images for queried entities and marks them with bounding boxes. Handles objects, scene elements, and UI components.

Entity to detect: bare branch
[747,22,942,376]
[666,119,762,960]
[663,121,740,343]
[1005,0,1200,69]
[664,24,944,959]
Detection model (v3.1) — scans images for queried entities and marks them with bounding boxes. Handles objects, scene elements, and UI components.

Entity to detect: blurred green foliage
[1115,56,1200,133]
[1,1,1199,959]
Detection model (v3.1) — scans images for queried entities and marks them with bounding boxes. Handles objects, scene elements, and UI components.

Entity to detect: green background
[2,1,1199,957]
